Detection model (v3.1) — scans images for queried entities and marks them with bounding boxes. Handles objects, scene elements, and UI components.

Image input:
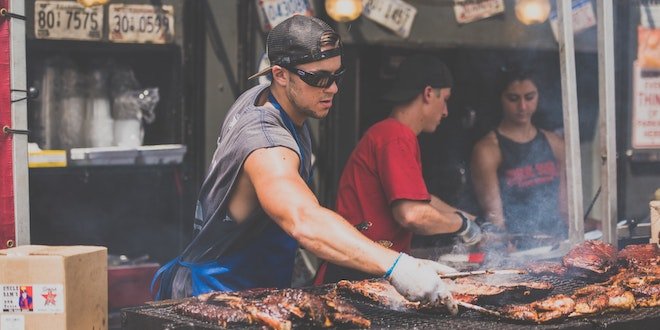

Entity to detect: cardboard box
[0,245,107,330]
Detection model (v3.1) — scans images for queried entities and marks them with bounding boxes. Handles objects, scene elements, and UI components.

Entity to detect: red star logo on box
[42,289,57,306]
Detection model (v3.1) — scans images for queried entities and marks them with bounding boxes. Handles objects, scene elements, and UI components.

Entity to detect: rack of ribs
[618,243,659,267]
[616,244,659,278]
[322,291,371,328]
[336,279,422,311]
[337,277,553,312]
[173,299,254,327]
[175,288,370,329]
[563,240,618,277]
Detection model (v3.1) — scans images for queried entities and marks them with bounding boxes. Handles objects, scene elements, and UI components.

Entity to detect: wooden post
[557,0,585,245]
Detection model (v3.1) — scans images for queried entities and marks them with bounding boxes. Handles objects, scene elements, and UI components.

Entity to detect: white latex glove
[387,253,459,315]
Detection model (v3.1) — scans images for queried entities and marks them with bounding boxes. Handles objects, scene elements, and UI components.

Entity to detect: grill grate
[122,275,660,329]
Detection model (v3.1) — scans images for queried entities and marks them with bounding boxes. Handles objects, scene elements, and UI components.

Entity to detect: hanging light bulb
[77,0,110,7]
[515,0,551,25]
[325,0,363,23]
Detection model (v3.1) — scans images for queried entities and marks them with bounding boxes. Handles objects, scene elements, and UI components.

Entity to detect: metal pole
[556,0,584,245]
[597,1,618,247]
[10,0,29,245]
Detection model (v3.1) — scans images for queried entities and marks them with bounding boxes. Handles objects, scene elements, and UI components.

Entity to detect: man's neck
[269,88,306,126]
[390,104,422,135]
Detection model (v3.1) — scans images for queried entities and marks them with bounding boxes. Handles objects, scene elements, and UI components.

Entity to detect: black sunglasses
[283,66,345,88]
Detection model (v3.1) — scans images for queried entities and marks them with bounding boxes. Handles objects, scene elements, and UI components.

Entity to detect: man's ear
[422,86,434,103]
[271,66,288,86]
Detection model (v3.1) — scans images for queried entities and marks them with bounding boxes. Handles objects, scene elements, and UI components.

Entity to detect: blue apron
[152,93,310,299]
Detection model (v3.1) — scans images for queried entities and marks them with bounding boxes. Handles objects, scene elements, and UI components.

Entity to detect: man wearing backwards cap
[316,54,484,283]
[152,15,458,314]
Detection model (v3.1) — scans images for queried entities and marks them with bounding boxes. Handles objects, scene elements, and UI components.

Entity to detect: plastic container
[136,144,187,165]
[69,146,139,166]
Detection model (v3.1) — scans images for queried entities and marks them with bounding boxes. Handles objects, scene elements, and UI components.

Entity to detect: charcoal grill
[122,275,660,329]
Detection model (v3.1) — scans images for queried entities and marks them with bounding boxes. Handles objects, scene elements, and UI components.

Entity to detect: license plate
[549,0,596,40]
[363,0,417,38]
[256,0,315,31]
[453,0,505,24]
[34,0,103,41]
[109,4,174,44]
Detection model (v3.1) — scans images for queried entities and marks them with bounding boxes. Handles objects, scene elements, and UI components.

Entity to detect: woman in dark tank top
[471,66,568,249]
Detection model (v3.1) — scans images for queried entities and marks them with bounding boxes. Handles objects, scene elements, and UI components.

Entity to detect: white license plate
[108,4,174,44]
[257,0,315,31]
[363,0,417,38]
[453,0,505,24]
[34,0,103,41]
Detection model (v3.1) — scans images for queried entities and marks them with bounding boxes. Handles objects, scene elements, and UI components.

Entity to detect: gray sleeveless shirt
[169,84,312,296]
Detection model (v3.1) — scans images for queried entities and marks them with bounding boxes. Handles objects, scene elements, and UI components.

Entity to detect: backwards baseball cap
[382,54,453,104]
[249,15,342,80]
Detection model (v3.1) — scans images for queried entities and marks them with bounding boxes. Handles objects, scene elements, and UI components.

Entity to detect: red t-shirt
[336,118,430,252]
[315,118,430,284]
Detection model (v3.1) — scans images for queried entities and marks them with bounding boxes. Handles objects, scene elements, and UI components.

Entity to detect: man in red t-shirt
[316,54,484,283]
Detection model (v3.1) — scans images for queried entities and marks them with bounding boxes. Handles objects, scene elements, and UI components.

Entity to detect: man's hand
[479,221,506,240]
[455,212,482,246]
[387,253,459,315]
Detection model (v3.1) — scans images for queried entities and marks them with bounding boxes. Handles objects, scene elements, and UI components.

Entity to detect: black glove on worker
[454,211,483,246]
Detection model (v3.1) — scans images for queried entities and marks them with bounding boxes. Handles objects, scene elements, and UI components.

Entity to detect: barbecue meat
[618,244,659,267]
[173,299,254,327]
[636,292,659,307]
[525,261,567,277]
[604,267,660,307]
[570,285,636,316]
[499,294,575,323]
[176,288,370,329]
[322,291,371,328]
[625,275,660,307]
[492,280,554,291]
[337,277,553,314]
[337,279,421,311]
[448,277,554,305]
[449,278,506,296]
[563,240,618,276]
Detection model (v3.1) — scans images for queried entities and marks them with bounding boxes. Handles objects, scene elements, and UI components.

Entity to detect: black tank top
[495,129,567,246]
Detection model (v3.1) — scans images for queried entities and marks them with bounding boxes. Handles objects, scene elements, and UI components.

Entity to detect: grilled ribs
[173,299,254,327]
[563,240,618,277]
[337,279,421,311]
[337,277,554,312]
[618,243,659,267]
[322,291,371,328]
[175,288,369,329]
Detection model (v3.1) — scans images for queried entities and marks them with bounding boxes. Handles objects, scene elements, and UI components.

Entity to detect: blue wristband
[383,252,404,278]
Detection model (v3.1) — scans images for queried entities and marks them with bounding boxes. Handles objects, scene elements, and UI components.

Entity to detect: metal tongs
[456,301,501,317]
[439,269,526,279]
